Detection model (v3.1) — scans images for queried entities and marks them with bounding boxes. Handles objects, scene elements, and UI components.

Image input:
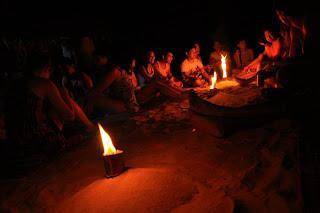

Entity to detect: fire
[210,72,217,89]
[221,54,227,78]
[98,123,117,156]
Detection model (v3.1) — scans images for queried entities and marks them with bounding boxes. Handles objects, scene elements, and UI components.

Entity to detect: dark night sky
[1,0,274,38]
[1,0,316,62]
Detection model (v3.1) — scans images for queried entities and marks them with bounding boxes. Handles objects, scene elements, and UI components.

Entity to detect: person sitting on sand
[86,55,184,114]
[60,58,93,102]
[193,43,203,62]
[86,49,111,86]
[154,51,183,88]
[236,30,287,88]
[209,41,231,78]
[181,47,211,87]
[276,9,306,58]
[126,57,139,90]
[232,39,254,76]
[242,30,285,74]
[140,51,156,84]
[4,52,96,161]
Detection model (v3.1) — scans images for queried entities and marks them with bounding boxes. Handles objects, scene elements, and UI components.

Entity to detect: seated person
[208,41,231,77]
[126,57,139,90]
[4,52,95,164]
[193,43,203,62]
[154,51,183,88]
[60,58,93,101]
[86,49,111,86]
[232,39,254,75]
[276,9,306,58]
[86,55,184,114]
[237,30,287,87]
[242,30,285,74]
[181,47,211,87]
[140,51,156,84]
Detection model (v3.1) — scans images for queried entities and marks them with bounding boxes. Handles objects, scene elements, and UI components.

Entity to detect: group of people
[0,6,306,174]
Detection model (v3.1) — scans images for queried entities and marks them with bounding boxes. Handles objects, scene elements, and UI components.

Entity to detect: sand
[0,100,301,212]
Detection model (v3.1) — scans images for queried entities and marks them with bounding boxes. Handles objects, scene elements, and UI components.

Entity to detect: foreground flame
[221,54,227,78]
[210,72,217,89]
[98,123,117,156]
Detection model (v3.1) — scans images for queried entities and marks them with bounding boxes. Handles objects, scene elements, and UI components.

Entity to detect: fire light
[210,72,217,90]
[98,123,117,156]
[98,123,125,178]
[221,54,227,78]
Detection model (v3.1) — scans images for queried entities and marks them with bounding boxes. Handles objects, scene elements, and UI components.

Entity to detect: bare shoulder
[28,78,58,98]
[29,77,53,88]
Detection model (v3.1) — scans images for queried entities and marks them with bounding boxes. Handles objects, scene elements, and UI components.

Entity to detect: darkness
[2,0,316,64]
[1,0,320,211]
[1,0,276,54]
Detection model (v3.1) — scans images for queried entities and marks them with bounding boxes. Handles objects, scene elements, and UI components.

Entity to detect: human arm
[197,60,210,82]
[88,67,121,96]
[154,62,169,79]
[233,51,241,68]
[46,81,75,122]
[82,72,94,89]
[141,65,153,82]
[244,53,264,72]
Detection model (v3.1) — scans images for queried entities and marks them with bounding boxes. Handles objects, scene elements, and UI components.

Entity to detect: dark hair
[160,50,173,60]
[193,42,200,48]
[115,54,136,72]
[93,48,109,58]
[60,57,75,66]
[185,44,196,55]
[265,29,280,39]
[28,51,51,72]
[142,50,155,67]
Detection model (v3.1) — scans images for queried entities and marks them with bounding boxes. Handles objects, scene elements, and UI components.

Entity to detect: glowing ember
[210,72,217,90]
[98,123,117,156]
[221,54,227,78]
[215,79,239,90]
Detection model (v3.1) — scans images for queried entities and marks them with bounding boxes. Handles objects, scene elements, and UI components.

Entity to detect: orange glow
[210,72,217,89]
[221,54,227,78]
[98,123,117,156]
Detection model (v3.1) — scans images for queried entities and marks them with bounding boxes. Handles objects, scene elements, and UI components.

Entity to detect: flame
[98,123,117,156]
[221,54,227,78]
[210,72,217,89]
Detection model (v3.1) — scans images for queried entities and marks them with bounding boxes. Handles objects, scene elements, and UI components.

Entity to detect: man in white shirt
[181,47,211,87]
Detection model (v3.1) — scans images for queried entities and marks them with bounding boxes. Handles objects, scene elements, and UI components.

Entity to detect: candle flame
[221,54,227,78]
[98,123,117,156]
[210,72,217,89]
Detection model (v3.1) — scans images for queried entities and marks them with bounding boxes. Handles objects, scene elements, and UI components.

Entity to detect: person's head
[130,58,136,69]
[264,30,278,43]
[80,36,94,52]
[194,43,200,55]
[276,9,286,21]
[163,51,174,64]
[237,40,248,50]
[121,56,136,74]
[213,41,222,51]
[94,49,109,65]
[61,58,76,75]
[29,52,52,79]
[187,47,197,60]
[147,51,156,64]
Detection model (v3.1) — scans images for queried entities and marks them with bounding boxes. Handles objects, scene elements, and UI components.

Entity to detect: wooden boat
[189,86,290,137]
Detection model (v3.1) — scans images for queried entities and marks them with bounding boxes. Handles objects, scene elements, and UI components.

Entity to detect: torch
[98,123,125,178]
[208,71,217,97]
[221,54,227,79]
